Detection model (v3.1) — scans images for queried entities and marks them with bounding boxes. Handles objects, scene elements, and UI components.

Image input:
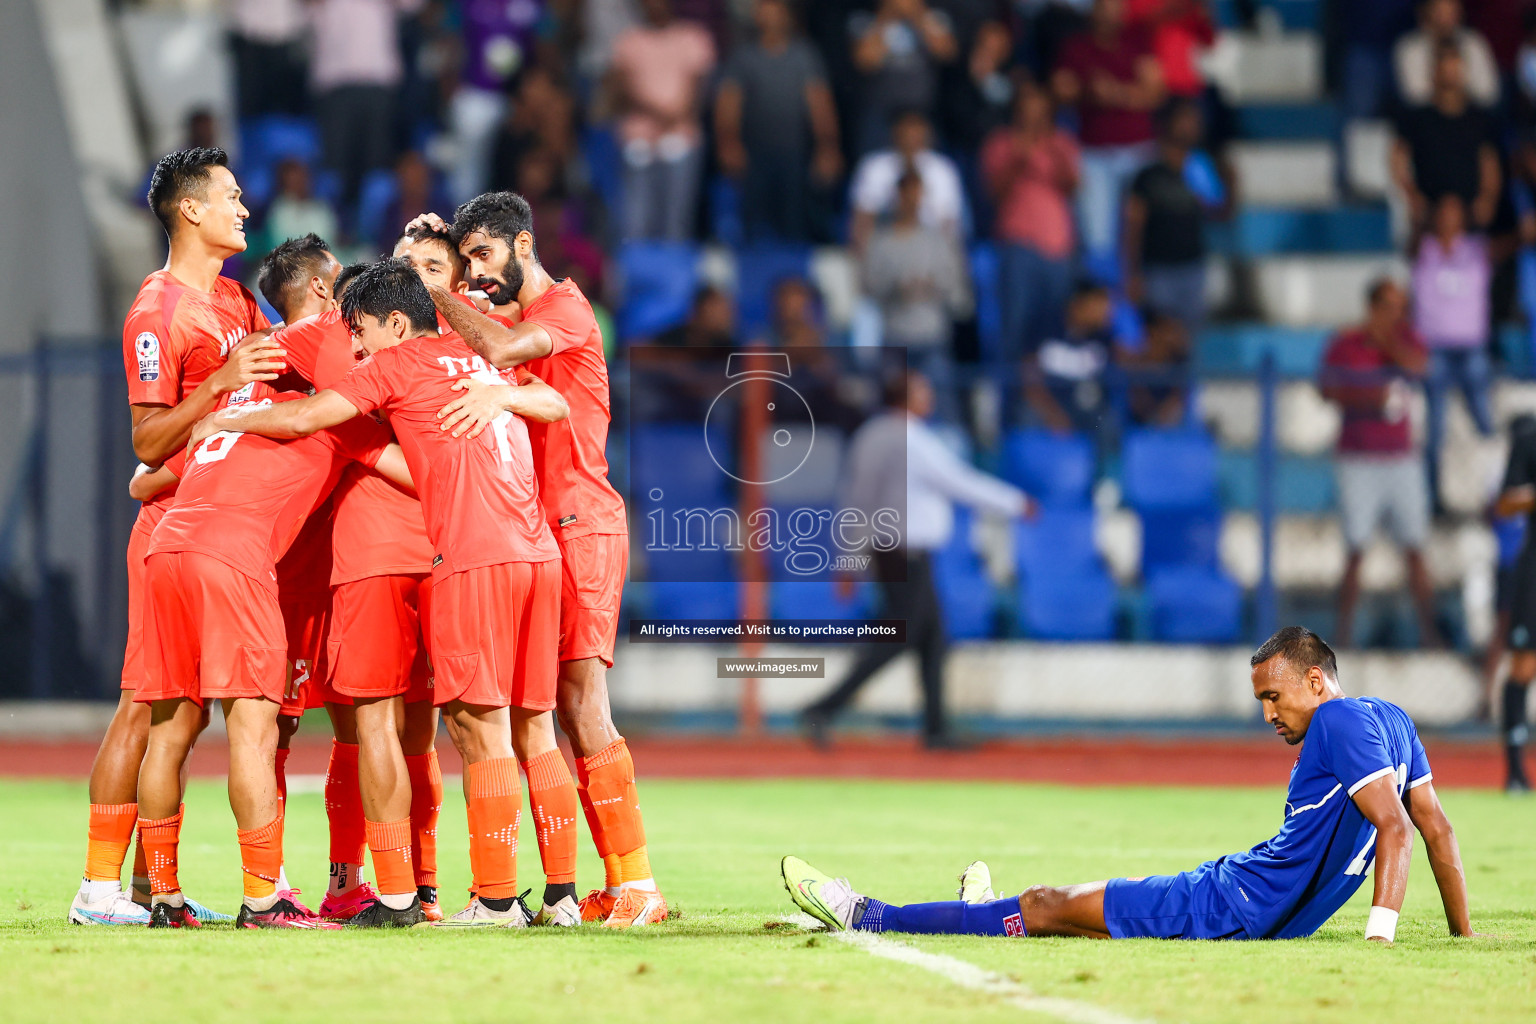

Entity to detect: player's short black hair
[146,147,230,235]
[399,222,462,264]
[333,262,370,301]
[1251,626,1339,679]
[450,191,538,259]
[257,233,334,317]
[340,258,438,336]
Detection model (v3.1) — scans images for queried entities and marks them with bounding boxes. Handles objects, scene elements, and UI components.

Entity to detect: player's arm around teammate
[437,373,567,437]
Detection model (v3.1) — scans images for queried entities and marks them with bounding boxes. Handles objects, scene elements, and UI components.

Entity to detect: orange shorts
[280,587,332,717]
[427,560,559,711]
[121,519,153,690]
[327,574,433,702]
[557,533,627,666]
[137,551,287,706]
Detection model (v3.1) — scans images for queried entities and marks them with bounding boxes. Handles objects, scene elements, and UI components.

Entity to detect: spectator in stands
[257,158,341,259]
[1120,308,1190,427]
[847,0,959,156]
[1051,0,1164,267]
[1123,98,1215,333]
[982,81,1079,363]
[1126,0,1214,102]
[657,284,737,347]
[715,0,844,243]
[1319,279,1441,648]
[514,147,607,293]
[801,369,1033,749]
[185,108,220,152]
[1335,0,1418,119]
[1415,193,1495,513]
[489,66,580,192]
[1024,281,1116,441]
[448,0,543,204]
[763,277,829,349]
[229,0,309,119]
[941,19,1017,179]
[607,0,717,241]
[1020,0,1092,80]
[1394,0,1499,108]
[375,150,450,254]
[848,110,966,251]
[311,0,423,215]
[862,169,972,419]
[1392,44,1501,234]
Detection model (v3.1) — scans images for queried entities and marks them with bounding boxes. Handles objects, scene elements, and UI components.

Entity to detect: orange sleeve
[522,296,591,356]
[123,295,184,408]
[330,351,396,417]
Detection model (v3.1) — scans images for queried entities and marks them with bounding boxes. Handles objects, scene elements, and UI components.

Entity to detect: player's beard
[477,253,524,307]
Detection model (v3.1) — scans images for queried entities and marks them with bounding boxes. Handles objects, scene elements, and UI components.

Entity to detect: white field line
[784,913,1151,1024]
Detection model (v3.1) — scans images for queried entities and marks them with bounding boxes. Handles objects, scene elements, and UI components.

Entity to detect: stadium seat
[1146,567,1244,643]
[967,242,1000,358]
[1018,570,1118,641]
[239,115,321,172]
[933,509,998,640]
[771,579,872,620]
[354,169,398,249]
[1121,427,1218,511]
[1002,430,1095,508]
[1139,506,1223,577]
[709,177,743,248]
[629,422,732,506]
[580,125,623,222]
[617,241,700,342]
[1014,508,1101,579]
[733,243,812,336]
[646,581,740,621]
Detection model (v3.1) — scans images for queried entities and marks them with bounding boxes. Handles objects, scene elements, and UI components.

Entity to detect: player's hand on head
[438,377,512,439]
[211,334,287,393]
[405,211,449,235]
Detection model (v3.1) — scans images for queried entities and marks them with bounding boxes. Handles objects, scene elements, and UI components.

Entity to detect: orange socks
[575,760,620,891]
[324,740,366,880]
[237,814,283,900]
[405,750,442,888]
[137,807,184,896]
[365,817,414,898]
[464,757,521,900]
[580,738,652,887]
[85,803,137,882]
[523,749,578,885]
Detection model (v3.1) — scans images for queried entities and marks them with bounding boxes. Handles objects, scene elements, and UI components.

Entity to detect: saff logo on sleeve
[135,332,161,381]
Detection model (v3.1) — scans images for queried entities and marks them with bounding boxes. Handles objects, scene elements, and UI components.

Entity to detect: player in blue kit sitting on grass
[784,626,1483,943]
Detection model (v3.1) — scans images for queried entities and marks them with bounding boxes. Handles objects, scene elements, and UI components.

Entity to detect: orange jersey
[123,269,270,526]
[276,494,335,595]
[271,310,360,392]
[329,333,559,575]
[274,309,435,585]
[518,280,628,538]
[149,389,390,591]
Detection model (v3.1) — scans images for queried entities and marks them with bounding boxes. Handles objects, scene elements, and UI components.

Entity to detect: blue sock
[854,896,1026,936]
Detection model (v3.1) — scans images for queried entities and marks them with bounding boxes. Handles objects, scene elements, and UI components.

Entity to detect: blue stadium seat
[647,581,740,620]
[968,242,1000,358]
[1194,324,1332,377]
[617,241,700,341]
[1139,506,1223,577]
[709,177,743,248]
[1230,102,1338,139]
[1002,430,1095,508]
[1014,508,1100,579]
[1146,567,1244,643]
[1018,571,1118,641]
[355,169,398,249]
[933,509,997,639]
[1208,207,1392,256]
[1218,452,1337,513]
[1121,427,1218,511]
[734,243,812,336]
[771,580,872,620]
[581,126,623,220]
[629,423,731,506]
[240,115,321,171]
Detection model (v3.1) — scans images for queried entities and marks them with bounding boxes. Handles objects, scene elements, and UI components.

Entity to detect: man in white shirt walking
[801,370,1032,748]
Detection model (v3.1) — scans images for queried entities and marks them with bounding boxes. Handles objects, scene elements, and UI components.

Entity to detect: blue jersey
[1212,697,1432,939]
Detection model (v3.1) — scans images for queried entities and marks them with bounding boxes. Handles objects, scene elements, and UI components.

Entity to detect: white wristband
[1365,906,1398,942]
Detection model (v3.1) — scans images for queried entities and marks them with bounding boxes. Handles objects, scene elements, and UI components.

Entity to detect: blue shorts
[1103,867,1250,940]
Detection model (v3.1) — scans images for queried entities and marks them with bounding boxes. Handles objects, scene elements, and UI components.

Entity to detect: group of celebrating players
[67,145,661,929]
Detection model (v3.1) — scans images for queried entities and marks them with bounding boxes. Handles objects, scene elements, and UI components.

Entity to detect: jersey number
[469,367,515,464]
[194,430,244,464]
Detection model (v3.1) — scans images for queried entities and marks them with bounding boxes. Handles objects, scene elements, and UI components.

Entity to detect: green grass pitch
[1,776,1533,1023]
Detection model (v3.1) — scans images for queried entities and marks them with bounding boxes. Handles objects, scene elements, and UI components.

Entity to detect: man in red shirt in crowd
[204,259,570,927]
[70,147,287,927]
[137,380,411,928]
[415,191,665,928]
[1319,279,1439,648]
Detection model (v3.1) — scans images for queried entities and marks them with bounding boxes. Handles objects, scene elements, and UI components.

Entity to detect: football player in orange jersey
[71,148,286,927]
[416,193,664,928]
